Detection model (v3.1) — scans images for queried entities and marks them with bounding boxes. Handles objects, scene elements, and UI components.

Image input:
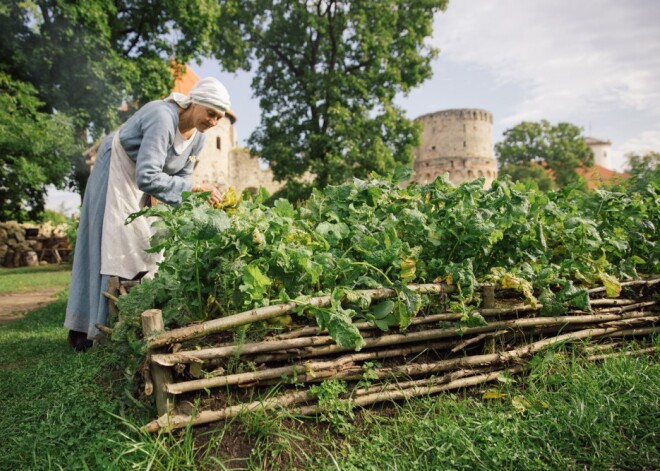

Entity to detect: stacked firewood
[0,221,70,267]
[132,279,659,433]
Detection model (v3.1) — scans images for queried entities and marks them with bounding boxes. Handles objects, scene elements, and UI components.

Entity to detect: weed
[310,379,354,435]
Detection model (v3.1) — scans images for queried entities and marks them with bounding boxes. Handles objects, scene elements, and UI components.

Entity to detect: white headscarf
[166,77,231,114]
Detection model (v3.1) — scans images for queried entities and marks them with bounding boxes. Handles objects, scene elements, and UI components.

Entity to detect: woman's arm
[133,107,192,205]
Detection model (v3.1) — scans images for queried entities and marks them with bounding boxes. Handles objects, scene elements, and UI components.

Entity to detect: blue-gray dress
[65,100,206,339]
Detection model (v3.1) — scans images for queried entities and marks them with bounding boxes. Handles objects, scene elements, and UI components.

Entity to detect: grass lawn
[0,266,658,470]
[0,264,71,293]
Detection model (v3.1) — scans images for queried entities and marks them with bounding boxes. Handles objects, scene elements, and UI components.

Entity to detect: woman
[65,77,233,351]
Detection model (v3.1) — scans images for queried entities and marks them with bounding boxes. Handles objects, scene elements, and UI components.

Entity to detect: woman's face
[192,104,225,132]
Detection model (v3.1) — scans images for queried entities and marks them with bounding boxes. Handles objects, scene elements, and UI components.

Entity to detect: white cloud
[615,127,660,169]
[433,0,660,125]
[45,186,81,217]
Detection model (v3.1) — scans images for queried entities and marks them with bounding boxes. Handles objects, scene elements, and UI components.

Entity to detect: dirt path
[0,288,63,325]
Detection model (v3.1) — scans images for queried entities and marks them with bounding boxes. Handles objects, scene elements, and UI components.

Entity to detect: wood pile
[107,278,659,433]
[0,221,70,267]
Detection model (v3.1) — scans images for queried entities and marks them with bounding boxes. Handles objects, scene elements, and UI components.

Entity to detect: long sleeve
[133,107,193,205]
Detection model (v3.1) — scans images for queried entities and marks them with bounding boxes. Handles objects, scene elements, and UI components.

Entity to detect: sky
[46,0,660,214]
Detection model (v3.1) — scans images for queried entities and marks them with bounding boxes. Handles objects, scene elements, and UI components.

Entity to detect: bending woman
[65,77,233,351]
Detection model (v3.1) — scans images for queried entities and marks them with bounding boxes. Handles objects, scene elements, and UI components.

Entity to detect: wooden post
[106,276,121,323]
[482,283,496,353]
[482,283,496,309]
[141,309,174,417]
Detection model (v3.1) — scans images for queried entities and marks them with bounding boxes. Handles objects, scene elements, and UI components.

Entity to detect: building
[408,109,498,187]
[578,137,628,189]
[585,136,612,168]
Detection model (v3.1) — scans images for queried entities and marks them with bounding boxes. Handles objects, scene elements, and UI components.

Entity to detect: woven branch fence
[103,277,659,433]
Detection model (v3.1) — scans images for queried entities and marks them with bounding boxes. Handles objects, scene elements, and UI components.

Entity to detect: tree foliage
[0,0,221,136]
[495,120,594,188]
[623,151,660,192]
[213,0,448,194]
[0,0,222,198]
[499,163,556,191]
[0,74,79,222]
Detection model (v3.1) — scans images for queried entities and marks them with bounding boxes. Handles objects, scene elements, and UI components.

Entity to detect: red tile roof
[577,164,629,189]
[171,63,237,123]
[172,64,200,95]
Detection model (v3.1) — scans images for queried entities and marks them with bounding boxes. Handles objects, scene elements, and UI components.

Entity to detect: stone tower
[410,108,498,187]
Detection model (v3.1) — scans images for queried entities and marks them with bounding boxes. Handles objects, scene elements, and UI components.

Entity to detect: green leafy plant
[115,172,658,353]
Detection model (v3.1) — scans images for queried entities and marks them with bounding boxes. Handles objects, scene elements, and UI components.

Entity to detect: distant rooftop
[577,164,629,189]
[585,136,612,146]
[171,64,200,95]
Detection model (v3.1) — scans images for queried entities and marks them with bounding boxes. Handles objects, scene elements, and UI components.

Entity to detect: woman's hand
[192,182,224,206]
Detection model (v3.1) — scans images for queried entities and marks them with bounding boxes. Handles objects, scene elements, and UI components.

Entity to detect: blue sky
[47,0,659,213]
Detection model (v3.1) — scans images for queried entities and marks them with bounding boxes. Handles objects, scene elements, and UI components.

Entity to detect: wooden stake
[141,309,174,416]
[94,323,113,335]
[105,276,120,323]
[451,330,508,353]
[482,283,496,309]
[143,389,316,433]
[102,291,119,304]
[248,338,459,364]
[305,365,527,415]
[590,299,636,306]
[587,277,660,294]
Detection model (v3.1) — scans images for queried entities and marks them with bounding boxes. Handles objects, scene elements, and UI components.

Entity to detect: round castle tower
[411,108,498,187]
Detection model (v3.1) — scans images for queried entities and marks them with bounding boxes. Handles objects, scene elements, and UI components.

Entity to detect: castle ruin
[192,122,284,195]
[408,108,498,187]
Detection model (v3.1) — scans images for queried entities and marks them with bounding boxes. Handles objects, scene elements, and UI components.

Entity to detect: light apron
[100,131,162,280]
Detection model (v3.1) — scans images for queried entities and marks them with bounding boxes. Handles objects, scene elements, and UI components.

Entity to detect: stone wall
[193,120,284,195]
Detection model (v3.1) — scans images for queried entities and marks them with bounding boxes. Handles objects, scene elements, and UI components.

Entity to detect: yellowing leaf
[482,390,507,400]
[598,272,621,298]
[501,273,539,309]
[511,395,531,412]
[400,258,416,282]
[214,186,240,209]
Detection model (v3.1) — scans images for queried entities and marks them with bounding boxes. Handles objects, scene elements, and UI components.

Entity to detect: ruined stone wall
[227,149,285,195]
[192,119,234,188]
[410,109,498,187]
[193,119,284,195]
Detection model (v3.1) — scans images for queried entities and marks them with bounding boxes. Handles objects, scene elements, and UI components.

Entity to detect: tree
[623,151,660,192]
[0,0,221,194]
[495,120,593,188]
[213,0,448,196]
[0,74,79,222]
[499,163,556,191]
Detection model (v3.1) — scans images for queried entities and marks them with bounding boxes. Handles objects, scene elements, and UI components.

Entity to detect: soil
[0,288,62,325]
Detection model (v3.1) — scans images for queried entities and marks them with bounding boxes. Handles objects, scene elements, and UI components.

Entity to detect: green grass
[0,296,132,470]
[0,267,658,470]
[316,348,660,470]
[0,264,71,293]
